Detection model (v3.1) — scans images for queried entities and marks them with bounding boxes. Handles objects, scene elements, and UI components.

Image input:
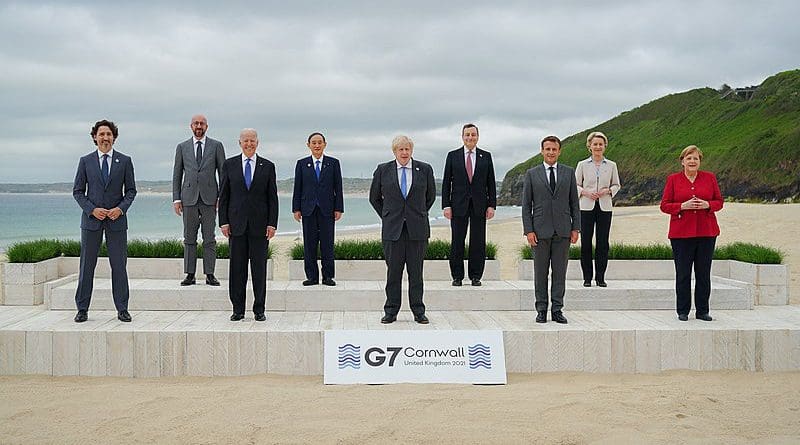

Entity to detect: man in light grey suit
[172,114,226,286]
[521,135,580,324]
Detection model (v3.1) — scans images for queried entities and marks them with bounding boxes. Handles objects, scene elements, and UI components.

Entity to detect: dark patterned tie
[196,141,202,166]
[466,151,474,183]
[101,154,110,185]
[549,166,556,194]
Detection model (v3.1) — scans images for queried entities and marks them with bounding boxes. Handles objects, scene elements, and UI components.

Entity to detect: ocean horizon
[0,193,519,251]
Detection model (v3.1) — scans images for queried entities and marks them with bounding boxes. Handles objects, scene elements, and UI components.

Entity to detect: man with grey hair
[369,135,436,324]
[218,128,278,321]
[172,114,226,286]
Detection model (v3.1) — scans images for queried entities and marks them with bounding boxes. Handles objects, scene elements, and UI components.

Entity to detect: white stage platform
[46,277,753,311]
[1,306,799,377]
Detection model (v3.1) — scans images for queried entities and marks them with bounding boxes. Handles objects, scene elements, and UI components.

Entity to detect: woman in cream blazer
[575,131,621,287]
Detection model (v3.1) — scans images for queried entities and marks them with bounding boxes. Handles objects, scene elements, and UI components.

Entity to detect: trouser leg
[249,235,268,315]
[693,237,716,315]
[671,238,694,315]
[229,234,249,315]
[467,208,487,281]
[532,237,552,312]
[75,228,102,311]
[595,208,612,282]
[549,236,570,312]
[199,204,217,275]
[106,228,129,312]
[449,213,468,280]
[182,205,200,274]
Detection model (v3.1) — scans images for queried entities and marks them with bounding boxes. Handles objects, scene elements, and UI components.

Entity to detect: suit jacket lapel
[105,154,122,190]
[536,165,549,193]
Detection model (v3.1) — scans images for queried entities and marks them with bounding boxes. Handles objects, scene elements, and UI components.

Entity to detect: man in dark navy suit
[72,119,137,323]
[441,123,497,287]
[292,132,344,286]
[219,128,278,322]
[369,135,436,324]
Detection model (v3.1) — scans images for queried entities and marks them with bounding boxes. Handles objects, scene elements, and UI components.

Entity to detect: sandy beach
[1,203,799,444]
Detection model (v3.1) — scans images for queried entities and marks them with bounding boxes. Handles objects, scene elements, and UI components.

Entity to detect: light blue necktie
[101,154,110,185]
[400,166,408,199]
[245,158,252,190]
[315,160,321,182]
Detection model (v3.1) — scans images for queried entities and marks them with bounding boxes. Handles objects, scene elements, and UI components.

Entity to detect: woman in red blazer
[660,145,723,321]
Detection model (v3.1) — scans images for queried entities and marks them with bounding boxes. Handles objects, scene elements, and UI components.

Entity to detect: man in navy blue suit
[72,119,137,323]
[292,132,344,286]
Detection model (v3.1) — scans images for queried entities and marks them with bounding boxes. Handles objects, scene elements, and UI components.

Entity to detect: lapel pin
[115,159,120,163]
[415,167,420,171]
[307,163,311,167]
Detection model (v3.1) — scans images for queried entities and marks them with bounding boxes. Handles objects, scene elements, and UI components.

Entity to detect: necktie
[549,166,556,193]
[245,158,252,190]
[196,141,203,166]
[466,150,474,183]
[315,160,321,181]
[101,154,110,185]
[400,166,408,199]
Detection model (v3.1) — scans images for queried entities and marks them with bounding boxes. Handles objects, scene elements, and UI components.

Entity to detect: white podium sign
[324,330,507,384]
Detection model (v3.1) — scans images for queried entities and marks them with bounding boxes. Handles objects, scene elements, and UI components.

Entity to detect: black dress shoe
[205,274,220,286]
[596,280,607,288]
[678,314,689,321]
[414,314,429,324]
[551,311,568,324]
[181,273,196,286]
[536,311,547,323]
[583,280,592,287]
[380,314,396,324]
[696,313,713,321]
[74,310,88,323]
[117,310,132,322]
[254,313,266,322]
[302,279,319,286]
[230,313,245,321]
[322,278,336,286]
[452,279,462,287]
[471,279,482,287]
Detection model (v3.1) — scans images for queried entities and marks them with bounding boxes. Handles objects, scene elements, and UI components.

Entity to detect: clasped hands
[92,207,123,221]
[680,196,710,210]
[582,188,611,201]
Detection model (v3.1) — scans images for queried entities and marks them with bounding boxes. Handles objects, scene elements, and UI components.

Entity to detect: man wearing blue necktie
[369,135,436,324]
[218,129,279,322]
[72,120,137,323]
[291,132,344,286]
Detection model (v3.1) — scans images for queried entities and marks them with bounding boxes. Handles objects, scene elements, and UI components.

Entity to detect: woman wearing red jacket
[660,145,723,321]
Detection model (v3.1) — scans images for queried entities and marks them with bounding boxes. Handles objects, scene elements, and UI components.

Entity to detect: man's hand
[486,207,495,220]
[91,208,109,220]
[107,207,123,220]
[443,208,452,220]
[173,201,183,216]
[570,230,579,244]
[221,224,231,238]
[334,211,342,222]
[266,226,276,240]
[526,232,538,247]
[293,211,302,222]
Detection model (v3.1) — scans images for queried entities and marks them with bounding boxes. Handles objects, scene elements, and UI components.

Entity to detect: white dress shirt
[543,161,558,186]
[396,159,412,191]
[97,149,114,175]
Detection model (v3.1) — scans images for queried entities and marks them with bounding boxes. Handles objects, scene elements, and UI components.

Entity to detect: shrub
[519,242,782,264]
[5,238,271,262]
[292,239,497,261]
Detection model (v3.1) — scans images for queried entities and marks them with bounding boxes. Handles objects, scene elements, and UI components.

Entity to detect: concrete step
[48,277,753,311]
[1,306,798,377]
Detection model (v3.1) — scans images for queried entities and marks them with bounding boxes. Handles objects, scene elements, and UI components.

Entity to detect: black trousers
[382,223,427,317]
[302,207,335,281]
[580,202,612,282]
[670,237,716,316]
[449,201,487,281]
[229,231,269,316]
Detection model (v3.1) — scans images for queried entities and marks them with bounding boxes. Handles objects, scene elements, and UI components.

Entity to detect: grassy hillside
[498,69,800,205]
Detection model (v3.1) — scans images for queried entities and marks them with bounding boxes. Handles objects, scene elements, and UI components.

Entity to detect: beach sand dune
[1,203,798,444]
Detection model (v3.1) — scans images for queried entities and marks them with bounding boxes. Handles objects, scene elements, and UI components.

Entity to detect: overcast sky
[1,1,797,183]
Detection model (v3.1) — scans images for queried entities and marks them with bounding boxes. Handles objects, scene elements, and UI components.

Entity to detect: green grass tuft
[291,239,497,261]
[519,242,782,264]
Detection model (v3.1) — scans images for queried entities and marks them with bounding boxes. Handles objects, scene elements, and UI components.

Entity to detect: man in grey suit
[369,135,436,324]
[72,119,137,323]
[521,135,580,324]
[172,114,226,286]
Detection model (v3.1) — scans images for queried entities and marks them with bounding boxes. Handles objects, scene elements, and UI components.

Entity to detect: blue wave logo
[338,343,361,369]
[468,344,491,369]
